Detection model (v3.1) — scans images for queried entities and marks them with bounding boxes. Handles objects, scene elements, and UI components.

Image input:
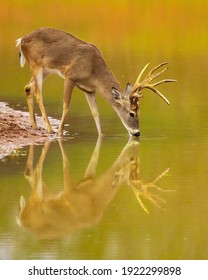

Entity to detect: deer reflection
[18,138,170,239]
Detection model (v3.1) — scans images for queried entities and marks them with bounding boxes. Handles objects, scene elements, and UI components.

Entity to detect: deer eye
[129,112,135,118]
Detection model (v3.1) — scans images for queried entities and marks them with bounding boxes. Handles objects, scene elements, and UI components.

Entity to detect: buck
[16,27,175,137]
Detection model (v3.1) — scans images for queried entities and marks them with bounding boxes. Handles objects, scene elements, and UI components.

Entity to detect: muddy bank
[0,102,60,159]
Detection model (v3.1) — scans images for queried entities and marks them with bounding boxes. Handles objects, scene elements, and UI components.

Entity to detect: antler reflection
[130,167,170,214]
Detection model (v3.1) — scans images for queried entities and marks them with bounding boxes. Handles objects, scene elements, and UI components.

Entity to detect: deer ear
[112,87,125,106]
[112,87,122,101]
[126,83,132,95]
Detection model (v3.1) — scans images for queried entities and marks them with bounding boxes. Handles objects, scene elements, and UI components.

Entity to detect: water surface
[1,130,208,260]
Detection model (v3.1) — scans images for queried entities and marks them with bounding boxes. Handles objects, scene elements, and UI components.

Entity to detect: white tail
[16,38,26,68]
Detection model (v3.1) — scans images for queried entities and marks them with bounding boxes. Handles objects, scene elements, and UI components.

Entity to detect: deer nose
[131,131,140,137]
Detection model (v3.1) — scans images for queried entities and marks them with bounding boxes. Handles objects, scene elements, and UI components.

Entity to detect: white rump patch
[15,38,22,48]
[15,37,26,68]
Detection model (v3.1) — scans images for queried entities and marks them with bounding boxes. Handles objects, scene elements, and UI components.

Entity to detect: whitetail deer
[18,139,170,239]
[16,27,175,137]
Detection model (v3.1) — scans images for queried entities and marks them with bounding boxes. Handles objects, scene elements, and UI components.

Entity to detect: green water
[1,133,208,259]
[0,0,208,260]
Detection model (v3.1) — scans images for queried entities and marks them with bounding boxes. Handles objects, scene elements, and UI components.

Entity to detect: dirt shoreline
[0,102,61,159]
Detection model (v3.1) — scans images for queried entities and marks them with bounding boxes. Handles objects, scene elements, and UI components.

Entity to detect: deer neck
[95,70,124,109]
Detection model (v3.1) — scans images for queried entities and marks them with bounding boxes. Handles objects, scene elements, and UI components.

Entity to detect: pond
[0,0,208,260]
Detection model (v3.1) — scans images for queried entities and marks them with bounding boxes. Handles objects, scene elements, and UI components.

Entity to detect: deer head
[111,62,176,137]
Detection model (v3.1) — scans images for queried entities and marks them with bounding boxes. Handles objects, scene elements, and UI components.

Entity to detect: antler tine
[132,62,150,92]
[144,62,169,84]
[153,79,177,87]
[148,62,168,75]
[145,85,171,105]
[152,168,170,184]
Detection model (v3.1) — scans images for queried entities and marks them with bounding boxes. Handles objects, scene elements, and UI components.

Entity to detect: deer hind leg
[24,78,37,129]
[25,69,50,131]
[24,144,35,186]
[32,67,53,133]
[85,92,103,136]
[58,79,75,137]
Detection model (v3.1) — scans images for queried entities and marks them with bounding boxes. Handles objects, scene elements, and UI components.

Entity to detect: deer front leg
[85,92,103,136]
[84,136,102,178]
[58,79,74,137]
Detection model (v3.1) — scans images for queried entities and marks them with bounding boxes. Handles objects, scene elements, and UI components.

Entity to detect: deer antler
[130,62,176,109]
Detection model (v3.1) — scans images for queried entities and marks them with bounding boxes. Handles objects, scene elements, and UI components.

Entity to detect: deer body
[16,28,140,137]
